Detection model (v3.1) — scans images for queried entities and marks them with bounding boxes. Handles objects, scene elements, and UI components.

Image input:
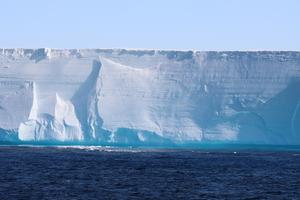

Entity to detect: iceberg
[0,48,299,145]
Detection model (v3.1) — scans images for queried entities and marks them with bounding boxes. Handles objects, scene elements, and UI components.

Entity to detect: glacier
[0,48,299,146]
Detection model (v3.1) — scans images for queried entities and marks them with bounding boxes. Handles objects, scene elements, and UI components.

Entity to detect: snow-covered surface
[0,48,299,145]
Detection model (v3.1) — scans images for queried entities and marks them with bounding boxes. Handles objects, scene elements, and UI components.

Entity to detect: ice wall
[0,49,299,145]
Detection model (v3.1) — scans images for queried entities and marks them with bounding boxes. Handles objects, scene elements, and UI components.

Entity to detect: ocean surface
[0,146,299,200]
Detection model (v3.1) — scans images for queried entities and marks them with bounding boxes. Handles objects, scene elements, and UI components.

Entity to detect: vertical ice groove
[28,82,38,119]
[71,58,104,140]
[19,83,84,141]
[292,100,300,137]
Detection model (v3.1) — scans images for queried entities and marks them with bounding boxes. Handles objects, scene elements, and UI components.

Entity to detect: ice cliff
[0,48,299,145]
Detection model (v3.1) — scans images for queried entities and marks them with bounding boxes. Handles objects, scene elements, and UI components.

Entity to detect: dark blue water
[0,146,299,199]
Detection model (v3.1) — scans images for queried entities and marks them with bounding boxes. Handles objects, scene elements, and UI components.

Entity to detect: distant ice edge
[0,49,299,146]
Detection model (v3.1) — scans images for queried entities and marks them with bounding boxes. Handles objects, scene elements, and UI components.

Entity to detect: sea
[0,145,299,200]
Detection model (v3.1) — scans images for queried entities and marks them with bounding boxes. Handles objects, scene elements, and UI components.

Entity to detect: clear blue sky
[0,0,299,50]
